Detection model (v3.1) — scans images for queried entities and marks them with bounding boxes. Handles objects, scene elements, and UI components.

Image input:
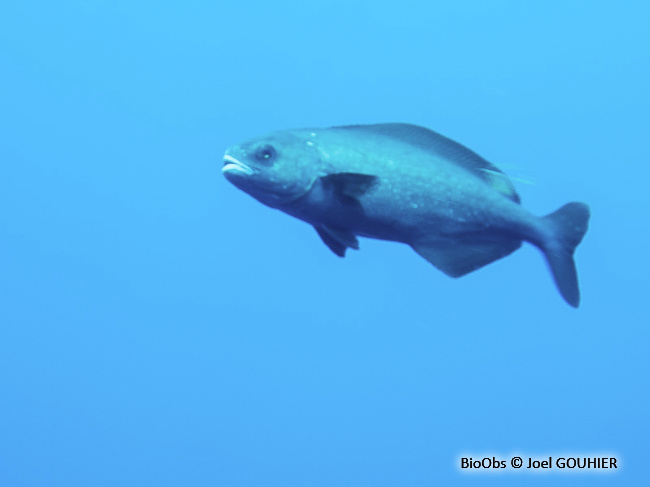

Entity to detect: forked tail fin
[541,202,590,307]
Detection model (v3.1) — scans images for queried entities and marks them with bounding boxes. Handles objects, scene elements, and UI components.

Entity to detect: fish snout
[222,154,254,176]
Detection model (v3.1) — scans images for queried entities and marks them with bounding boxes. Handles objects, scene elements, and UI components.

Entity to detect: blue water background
[1,1,648,485]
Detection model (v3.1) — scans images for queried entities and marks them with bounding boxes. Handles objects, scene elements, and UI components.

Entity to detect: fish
[222,123,590,307]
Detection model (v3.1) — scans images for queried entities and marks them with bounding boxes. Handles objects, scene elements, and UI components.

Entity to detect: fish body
[222,123,590,307]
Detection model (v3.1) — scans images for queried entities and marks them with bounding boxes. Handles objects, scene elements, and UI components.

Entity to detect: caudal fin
[541,202,590,307]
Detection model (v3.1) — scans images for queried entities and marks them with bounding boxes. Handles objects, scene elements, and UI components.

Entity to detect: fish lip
[222,154,254,176]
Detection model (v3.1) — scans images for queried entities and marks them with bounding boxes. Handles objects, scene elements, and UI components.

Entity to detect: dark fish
[222,123,590,307]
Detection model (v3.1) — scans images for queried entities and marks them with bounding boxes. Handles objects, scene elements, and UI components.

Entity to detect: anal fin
[411,236,521,277]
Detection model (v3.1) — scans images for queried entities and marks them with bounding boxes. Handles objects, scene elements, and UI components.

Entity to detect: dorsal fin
[334,123,520,204]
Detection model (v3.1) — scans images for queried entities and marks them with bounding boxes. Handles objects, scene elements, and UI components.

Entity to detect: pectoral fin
[411,236,521,277]
[315,225,359,257]
[320,173,378,207]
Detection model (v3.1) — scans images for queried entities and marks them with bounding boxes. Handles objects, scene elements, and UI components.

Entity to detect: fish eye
[255,144,277,163]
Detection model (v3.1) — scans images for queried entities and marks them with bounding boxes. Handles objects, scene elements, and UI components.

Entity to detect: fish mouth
[222,154,254,175]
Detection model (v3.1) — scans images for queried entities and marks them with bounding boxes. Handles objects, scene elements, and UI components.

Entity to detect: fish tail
[541,202,591,307]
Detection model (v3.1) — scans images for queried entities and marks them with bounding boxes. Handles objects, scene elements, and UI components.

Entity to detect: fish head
[222,130,321,208]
